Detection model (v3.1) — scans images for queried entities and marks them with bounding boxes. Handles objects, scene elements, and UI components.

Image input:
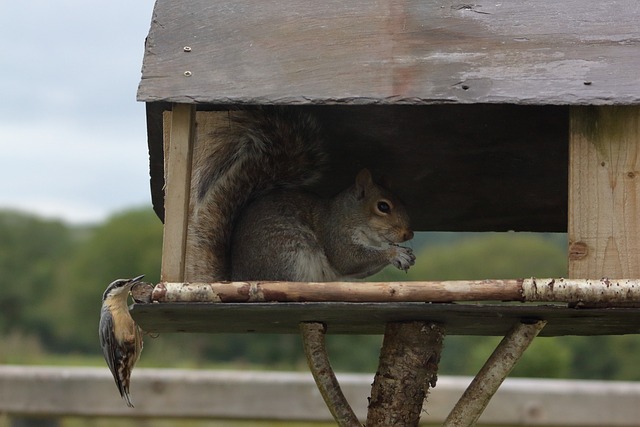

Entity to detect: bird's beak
[131,274,145,283]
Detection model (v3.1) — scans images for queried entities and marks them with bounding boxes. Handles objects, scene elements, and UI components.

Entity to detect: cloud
[0,116,151,223]
[0,0,156,223]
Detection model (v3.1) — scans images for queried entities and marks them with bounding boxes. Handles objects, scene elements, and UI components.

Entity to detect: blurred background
[2,1,640,426]
[0,1,154,223]
[4,211,635,381]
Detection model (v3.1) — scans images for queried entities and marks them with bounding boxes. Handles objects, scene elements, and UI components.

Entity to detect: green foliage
[562,335,640,381]
[0,210,74,335]
[375,232,568,282]
[46,207,163,352]
[441,335,572,378]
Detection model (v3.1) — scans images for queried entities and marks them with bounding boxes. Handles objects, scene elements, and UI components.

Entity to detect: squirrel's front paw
[390,245,415,272]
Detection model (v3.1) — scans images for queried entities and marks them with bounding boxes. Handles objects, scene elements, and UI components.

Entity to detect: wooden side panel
[145,103,168,222]
[160,104,195,282]
[138,0,640,105]
[569,107,640,279]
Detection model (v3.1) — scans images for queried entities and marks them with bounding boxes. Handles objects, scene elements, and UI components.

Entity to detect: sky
[0,1,157,224]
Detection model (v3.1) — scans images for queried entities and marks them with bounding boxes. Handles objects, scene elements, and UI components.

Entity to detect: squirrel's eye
[377,201,391,213]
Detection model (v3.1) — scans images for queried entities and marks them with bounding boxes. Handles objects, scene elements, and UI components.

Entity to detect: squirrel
[185,108,415,282]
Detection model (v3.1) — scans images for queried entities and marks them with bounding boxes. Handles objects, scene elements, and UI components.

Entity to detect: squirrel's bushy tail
[186,108,327,281]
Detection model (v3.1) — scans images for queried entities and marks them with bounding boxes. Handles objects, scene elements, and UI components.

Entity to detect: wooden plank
[138,0,640,105]
[160,104,195,282]
[130,302,640,336]
[569,107,640,278]
[147,105,568,232]
[2,366,640,425]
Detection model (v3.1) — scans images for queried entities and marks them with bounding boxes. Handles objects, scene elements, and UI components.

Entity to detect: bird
[99,275,145,407]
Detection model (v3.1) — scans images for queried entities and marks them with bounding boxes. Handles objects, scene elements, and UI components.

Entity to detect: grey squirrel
[186,108,415,282]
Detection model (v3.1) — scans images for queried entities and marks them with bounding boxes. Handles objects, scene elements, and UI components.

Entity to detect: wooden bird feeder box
[133,0,640,425]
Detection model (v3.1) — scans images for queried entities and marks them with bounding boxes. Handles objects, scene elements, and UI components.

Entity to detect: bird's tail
[122,389,134,408]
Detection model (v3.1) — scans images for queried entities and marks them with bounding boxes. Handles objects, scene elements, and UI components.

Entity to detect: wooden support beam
[160,104,195,282]
[366,322,445,426]
[569,106,640,279]
[301,323,361,427]
[443,320,547,426]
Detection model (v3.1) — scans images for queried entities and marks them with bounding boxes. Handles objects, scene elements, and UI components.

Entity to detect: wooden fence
[1,365,640,425]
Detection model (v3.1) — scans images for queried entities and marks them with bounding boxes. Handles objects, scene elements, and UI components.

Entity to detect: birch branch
[443,320,547,426]
[300,322,362,427]
[148,278,640,306]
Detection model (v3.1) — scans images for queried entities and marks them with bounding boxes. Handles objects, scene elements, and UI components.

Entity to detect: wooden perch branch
[300,322,362,427]
[443,320,547,426]
[149,278,640,306]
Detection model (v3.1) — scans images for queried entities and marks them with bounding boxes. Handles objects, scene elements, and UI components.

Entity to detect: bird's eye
[377,201,391,213]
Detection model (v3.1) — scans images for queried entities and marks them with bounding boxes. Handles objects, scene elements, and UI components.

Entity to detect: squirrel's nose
[403,230,414,241]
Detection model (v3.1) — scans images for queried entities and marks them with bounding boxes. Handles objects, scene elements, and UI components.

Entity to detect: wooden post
[366,322,445,426]
[569,106,640,278]
[160,104,196,282]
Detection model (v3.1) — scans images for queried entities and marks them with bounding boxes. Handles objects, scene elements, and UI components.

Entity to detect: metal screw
[184,71,192,77]
[183,46,192,52]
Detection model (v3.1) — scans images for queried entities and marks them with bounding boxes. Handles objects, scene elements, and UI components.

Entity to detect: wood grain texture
[160,104,195,282]
[569,107,640,279]
[138,0,640,105]
[130,302,640,336]
[5,366,640,424]
[367,322,444,427]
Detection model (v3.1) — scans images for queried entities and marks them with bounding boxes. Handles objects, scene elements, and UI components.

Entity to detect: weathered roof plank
[138,0,640,105]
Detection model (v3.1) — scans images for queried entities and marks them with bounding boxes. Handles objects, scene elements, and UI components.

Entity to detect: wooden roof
[138,0,640,232]
[137,0,640,106]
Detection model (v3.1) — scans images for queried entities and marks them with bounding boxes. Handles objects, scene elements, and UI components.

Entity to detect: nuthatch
[99,275,144,407]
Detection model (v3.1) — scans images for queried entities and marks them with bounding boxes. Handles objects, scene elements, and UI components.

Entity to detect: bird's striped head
[102,275,145,301]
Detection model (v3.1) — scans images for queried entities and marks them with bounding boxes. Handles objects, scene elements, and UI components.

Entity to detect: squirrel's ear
[355,169,373,199]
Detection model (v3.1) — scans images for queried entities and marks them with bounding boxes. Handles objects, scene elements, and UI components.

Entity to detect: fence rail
[1,365,640,425]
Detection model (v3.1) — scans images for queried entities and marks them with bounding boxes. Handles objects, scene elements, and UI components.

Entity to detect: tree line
[1,208,639,380]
